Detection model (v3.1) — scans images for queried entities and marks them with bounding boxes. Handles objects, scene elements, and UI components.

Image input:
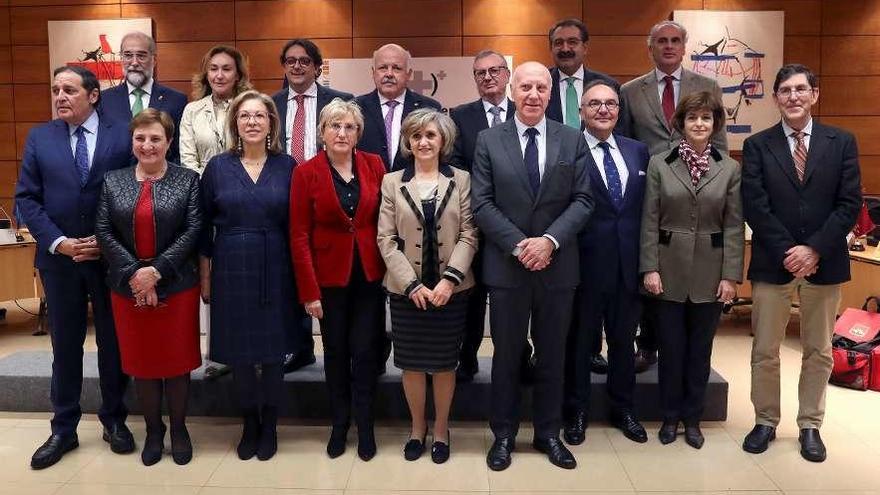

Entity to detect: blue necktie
[73,126,90,187]
[524,127,540,195]
[598,141,623,208]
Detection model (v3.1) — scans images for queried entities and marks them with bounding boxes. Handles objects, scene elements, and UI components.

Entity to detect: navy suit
[98,82,187,164]
[564,134,649,418]
[354,89,442,171]
[15,115,133,436]
[547,66,628,135]
[273,84,354,154]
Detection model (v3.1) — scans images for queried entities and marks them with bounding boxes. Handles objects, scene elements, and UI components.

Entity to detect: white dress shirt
[285,82,319,160]
[379,92,406,165]
[127,78,153,111]
[583,131,629,196]
[655,66,682,106]
[558,65,585,124]
[781,117,813,154]
[481,98,509,128]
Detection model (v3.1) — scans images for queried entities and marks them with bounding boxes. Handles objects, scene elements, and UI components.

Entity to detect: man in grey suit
[619,20,728,372]
[473,61,593,471]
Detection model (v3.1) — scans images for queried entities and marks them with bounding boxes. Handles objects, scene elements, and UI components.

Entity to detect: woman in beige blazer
[179,45,252,174]
[377,109,477,464]
[640,91,744,449]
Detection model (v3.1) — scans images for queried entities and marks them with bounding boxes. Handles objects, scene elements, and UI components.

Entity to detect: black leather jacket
[95,164,201,298]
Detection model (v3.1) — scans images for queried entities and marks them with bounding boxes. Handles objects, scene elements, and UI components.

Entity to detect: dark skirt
[390,289,470,372]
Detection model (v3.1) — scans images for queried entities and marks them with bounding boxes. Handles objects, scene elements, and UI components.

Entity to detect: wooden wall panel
[463,0,580,36]
[12,83,47,121]
[237,39,352,80]
[0,45,12,84]
[10,5,120,45]
[235,0,352,40]
[355,0,461,37]
[352,37,462,58]
[822,117,880,156]
[784,35,820,73]
[12,44,47,83]
[0,7,11,45]
[162,80,192,100]
[463,36,549,66]
[0,84,13,121]
[154,41,234,82]
[10,0,117,5]
[14,121,33,159]
[822,36,880,76]
[823,0,880,36]
[584,0,702,36]
[589,35,652,77]
[0,160,16,197]
[859,156,880,195]
[0,122,16,159]
[820,76,880,116]
[121,2,234,42]
[701,0,820,35]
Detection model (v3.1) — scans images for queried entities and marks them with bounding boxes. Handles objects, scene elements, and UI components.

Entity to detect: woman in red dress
[95,109,202,466]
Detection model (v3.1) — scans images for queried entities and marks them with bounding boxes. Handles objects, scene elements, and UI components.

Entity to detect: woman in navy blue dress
[199,90,295,461]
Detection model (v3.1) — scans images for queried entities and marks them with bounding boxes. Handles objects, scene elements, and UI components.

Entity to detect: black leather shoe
[141,424,166,466]
[742,424,776,454]
[31,433,79,470]
[357,428,377,461]
[282,351,317,374]
[799,428,826,462]
[403,432,426,461]
[590,354,609,374]
[610,412,647,443]
[326,427,348,458]
[170,424,193,465]
[658,421,678,444]
[487,437,514,471]
[431,431,450,464]
[563,411,588,445]
[634,349,658,374]
[684,425,704,449]
[455,360,478,383]
[103,423,135,454]
[533,437,577,469]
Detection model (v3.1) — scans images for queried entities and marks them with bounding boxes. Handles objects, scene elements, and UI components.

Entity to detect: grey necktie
[488,106,502,127]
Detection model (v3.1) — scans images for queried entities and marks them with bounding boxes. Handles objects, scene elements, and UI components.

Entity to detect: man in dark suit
[272,38,353,374]
[448,50,515,383]
[355,43,442,172]
[16,66,134,469]
[98,32,187,163]
[473,61,593,471]
[563,80,649,446]
[741,64,861,463]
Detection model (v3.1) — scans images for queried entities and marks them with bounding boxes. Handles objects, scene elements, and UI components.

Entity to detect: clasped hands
[643,271,738,304]
[517,237,554,271]
[410,279,455,310]
[129,266,161,307]
[783,245,819,278]
[56,236,101,262]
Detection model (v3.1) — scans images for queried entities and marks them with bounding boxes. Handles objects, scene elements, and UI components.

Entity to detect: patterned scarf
[678,140,711,186]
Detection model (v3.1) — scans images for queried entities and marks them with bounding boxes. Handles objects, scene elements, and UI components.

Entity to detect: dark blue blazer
[14,116,133,270]
[547,66,628,136]
[449,97,515,172]
[354,88,442,171]
[98,81,187,163]
[577,133,649,294]
[272,84,354,154]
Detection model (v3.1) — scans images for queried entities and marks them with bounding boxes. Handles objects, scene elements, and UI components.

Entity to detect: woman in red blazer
[289,98,386,461]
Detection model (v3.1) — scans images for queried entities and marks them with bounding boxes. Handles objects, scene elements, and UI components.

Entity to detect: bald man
[472,61,593,471]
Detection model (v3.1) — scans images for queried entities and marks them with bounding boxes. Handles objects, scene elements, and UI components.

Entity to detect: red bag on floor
[830,297,880,391]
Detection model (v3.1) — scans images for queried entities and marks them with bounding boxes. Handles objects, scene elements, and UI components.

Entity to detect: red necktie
[291,94,306,164]
[661,75,675,126]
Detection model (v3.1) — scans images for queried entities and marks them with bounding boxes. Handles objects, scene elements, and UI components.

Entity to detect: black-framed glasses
[474,66,508,79]
[583,99,619,111]
[284,57,313,68]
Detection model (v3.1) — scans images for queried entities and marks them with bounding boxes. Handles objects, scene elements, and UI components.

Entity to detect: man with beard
[99,31,187,163]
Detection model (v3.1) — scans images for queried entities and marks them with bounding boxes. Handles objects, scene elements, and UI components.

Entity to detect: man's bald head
[511,62,552,126]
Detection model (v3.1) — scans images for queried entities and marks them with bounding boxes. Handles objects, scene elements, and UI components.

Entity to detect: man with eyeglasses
[618,20,727,375]
[272,39,353,374]
[741,64,861,463]
[99,31,187,163]
[562,80,649,447]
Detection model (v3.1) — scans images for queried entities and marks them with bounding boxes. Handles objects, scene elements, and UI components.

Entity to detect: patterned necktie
[488,106,502,127]
[73,126,89,187]
[291,94,306,164]
[131,87,145,116]
[661,75,675,126]
[565,77,580,129]
[384,100,399,166]
[523,127,540,194]
[597,141,623,208]
[791,130,807,182]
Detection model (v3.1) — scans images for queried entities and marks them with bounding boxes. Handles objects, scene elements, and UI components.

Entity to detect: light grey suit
[620,68,728,156]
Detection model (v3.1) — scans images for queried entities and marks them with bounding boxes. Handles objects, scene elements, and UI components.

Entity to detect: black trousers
[319,259,384,430]
[42,264,128,436]
[458,280,488,370]
[564,287,640,417]
[636,296,659,353]
[654,299,722,424]
[489,280,574,440]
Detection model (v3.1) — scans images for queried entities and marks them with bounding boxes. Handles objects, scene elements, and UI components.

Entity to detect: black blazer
[449,98,515,171]
[272,84,354,153]
[354,88,442,171]
[742,121,862,285]
[95,164,202,298]
[547,66,627,135]
[98,81,188,163]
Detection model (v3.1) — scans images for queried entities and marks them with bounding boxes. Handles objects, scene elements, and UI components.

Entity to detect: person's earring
[236,137,243,154]
[266,134,271,150]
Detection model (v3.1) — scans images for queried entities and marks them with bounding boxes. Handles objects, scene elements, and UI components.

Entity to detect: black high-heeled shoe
[141,423,166,466]
[358,428,377,461]
[326,427,348,459]
[170,424,192,465]
[431,430,450,464]
[403,430,427,461]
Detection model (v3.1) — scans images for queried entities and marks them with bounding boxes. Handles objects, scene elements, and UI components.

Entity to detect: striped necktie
[791,130,807,182]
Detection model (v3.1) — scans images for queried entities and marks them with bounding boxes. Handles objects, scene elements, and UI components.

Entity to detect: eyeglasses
[776,86,814,98]
[474,66,508,79]
[237,112,268,123]
[121,51,151,62]
[328,122,358,134]
[582,99,619,111]
[284,57,313,68]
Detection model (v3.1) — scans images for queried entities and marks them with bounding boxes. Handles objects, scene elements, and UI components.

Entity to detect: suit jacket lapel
[55,121,80,185]
[695,157,723,193]
[148,84,162,111]
[618,140,641,208]
[803,123,830,185]
[765,123,801,189]
[586,151,612,205]
[536,123,561,204]
[365,91,387,142]
[87,118,114,187]
[500,122,535,201]
[669,158,697,198]
[640,71,668,131]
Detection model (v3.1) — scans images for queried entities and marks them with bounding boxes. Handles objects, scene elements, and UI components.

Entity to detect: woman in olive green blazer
[639,92,744,449]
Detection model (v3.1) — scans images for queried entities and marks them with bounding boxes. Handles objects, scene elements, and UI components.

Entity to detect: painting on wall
[673,10,784,150]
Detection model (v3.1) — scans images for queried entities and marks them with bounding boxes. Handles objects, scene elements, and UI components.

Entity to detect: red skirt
[111,286,202,379]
